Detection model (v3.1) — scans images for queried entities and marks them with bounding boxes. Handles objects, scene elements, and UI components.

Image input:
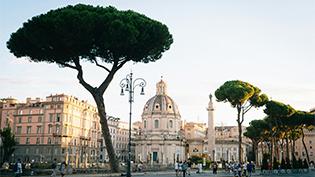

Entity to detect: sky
[1,0,314,126]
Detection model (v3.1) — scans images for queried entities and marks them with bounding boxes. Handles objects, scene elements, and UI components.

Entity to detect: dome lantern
[156,79,167,95]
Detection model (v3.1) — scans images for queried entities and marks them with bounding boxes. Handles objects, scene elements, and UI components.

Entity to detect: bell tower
[207,94,215,161]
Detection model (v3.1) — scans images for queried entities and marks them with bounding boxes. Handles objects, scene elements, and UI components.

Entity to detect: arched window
[154,120,159,128]
[169,120,173,128]
[143,120,147,128]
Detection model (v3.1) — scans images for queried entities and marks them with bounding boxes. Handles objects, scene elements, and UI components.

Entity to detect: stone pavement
[22,170,315,177]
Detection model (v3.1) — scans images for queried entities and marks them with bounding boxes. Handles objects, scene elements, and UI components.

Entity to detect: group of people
[51,158,67,177]
[225,161,255,177]
[174,160,192,177]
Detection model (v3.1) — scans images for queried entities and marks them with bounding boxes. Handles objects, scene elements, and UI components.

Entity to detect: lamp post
[120,72,146,177]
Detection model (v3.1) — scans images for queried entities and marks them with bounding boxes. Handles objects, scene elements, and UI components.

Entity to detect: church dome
[142,80,180,116]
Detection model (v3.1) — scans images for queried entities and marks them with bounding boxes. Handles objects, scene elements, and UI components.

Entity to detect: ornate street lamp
[120,72,146,177]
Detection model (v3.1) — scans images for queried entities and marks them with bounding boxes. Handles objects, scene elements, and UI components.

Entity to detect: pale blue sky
[1,0,314,126]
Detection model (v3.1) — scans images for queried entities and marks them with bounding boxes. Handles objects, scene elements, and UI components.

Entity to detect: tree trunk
[301,128,310,165]
[254,141,259,166]
[93,93,119,172]
[237,106,243,163]
[285,137,289,160]
[270,138,274,166]
[292,139,296,159]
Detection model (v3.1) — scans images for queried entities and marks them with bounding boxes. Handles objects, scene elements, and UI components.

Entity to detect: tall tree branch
[93,59,111,72]
[244,105,254,114]
[56,61,77,70]
[73,58,95,94]
[98,59,128,94]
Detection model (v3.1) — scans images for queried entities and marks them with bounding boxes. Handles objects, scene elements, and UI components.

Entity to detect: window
[16,126,22,134]
[154,120,159,128]
[168,105,172,109]
[26,138,30,144]
[49,114,53,122]
[155,104,159,109]
[56,113,61,122]
[37,126,42,134]
[144,120,147,128]
[36,138,40,144]
[310,140,312,144]
[48,138,51,144]
[18,117,22,123]
[28,117,32,123]
[15,137,20,144]
[169,120,173,128]
[27,126,32,134]
[38,116,42,123]
[63,126,67,134]
[56,125,60,133]
[48,125,52,134]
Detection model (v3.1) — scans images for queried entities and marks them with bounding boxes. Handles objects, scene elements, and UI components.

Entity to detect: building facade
[182,96,251,163]
[214,125,251,162]
[135,80,186,166]
[184,122,207,158]
[0,94,102,168]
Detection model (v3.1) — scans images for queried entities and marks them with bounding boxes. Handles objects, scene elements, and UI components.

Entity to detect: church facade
[134,79,251,165]
[134,80,186,165]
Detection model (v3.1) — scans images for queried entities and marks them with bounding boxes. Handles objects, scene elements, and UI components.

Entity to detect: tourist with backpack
[14,159,23,177]
[182,161,188,177]
[60,161,67,177]
[51,158,57,177]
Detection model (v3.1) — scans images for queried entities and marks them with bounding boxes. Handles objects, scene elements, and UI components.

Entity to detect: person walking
[212,162,218,175]
[181,161,188,177]
[179,161,183,176]
[187,160,192,176]
[14,159,23,177]
[175,161,179,177]
[247,161,253,177]
[51,158,57,177]
[60,161,67,177]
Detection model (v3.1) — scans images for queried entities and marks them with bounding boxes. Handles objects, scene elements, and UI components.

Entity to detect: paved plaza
[21,170,315,177]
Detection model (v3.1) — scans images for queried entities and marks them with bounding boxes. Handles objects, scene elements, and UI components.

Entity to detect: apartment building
[0,94,101,168]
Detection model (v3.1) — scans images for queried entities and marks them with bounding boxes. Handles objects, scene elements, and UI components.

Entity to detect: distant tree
[244,119,268,165]
[0,126,16,163]
[288,111,315,165]
[264,100,296,164]
[189,155,203,164]
[7,4,173,172]
[215,80,268,162]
